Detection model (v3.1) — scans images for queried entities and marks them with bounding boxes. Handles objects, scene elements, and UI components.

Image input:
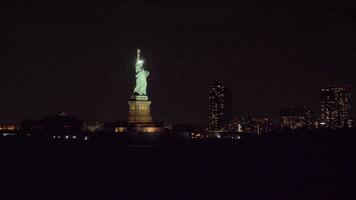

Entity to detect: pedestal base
[128,95,152,123]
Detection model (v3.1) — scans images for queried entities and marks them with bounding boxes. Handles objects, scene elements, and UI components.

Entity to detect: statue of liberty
[133,49,149,96]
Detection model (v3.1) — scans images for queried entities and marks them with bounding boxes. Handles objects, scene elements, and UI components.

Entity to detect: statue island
[128,49,152,124]
[114,49,167,134]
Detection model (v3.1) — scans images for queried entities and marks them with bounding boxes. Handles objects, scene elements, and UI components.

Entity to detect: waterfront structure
[114,49,165,134]
[208,82,231,133]
[280,107,312,130]
[229,116,272,134]
[128,49,152,124]
[19,113,84,139]
[320,84,353,128]
[0,124,18,131]
[86,122,104,133]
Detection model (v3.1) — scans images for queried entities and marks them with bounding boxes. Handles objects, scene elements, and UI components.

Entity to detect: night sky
[1,1,356,125]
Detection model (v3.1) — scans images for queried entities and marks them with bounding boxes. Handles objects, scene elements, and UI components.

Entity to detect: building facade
[229,116,272,134]
[320,84,352,128]
[280,107,312,130]
[208,82,231,132]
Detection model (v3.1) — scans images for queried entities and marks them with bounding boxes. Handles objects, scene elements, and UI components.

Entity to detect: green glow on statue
[134,49,149,96]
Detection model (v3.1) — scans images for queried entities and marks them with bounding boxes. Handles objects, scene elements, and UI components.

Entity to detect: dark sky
[1,0,356,125]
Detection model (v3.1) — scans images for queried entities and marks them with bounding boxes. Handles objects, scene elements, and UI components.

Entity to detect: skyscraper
[320,84,352,128]
[208,82,231,132]
[280,107,312,130]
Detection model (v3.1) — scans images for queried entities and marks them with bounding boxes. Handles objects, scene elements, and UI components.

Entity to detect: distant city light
[320,85,352,128]
[280,107,312,130]
[208,82,231,133]
[2,132,16,137]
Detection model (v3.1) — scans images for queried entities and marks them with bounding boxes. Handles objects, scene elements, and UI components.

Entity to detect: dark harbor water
[2,132,356,199]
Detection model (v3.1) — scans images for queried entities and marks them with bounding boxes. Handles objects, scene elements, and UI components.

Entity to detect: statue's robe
[134,69,149,95]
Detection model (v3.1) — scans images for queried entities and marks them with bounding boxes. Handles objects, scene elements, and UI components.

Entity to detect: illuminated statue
[133,49,149,96]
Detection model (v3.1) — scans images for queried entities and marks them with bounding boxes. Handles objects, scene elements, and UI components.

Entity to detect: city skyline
[1,1,356,125]
[2,2,356,199]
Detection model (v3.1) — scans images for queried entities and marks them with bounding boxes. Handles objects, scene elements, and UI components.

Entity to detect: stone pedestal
[128,95,152,123]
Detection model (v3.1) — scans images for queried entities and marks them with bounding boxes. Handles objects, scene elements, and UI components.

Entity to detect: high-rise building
[320,84,352,128]
[208,82,231,132]
[280,107,312,130]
